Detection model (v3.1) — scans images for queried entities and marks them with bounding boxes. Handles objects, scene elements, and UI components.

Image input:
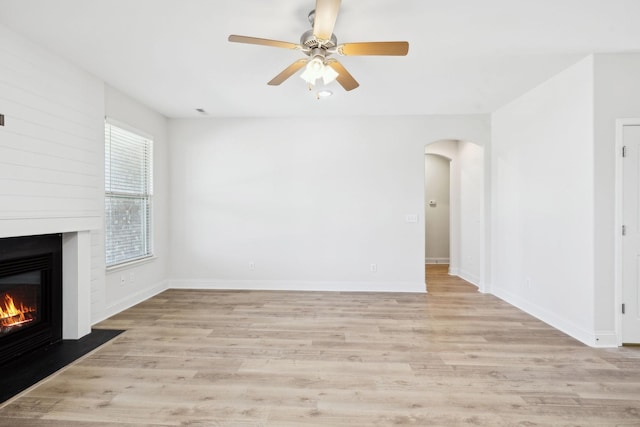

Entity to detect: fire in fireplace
[0,234,62,365]
[0,272,41,336]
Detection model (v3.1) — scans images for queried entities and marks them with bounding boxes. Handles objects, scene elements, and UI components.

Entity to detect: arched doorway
[424,139,485,291]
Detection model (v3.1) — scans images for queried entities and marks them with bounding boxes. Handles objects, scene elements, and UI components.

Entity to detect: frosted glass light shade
[322,65,338,85]
[300,57,339,86]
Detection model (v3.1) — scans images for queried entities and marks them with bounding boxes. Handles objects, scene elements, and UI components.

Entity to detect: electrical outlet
[370,263,377,272]
[129,272,135,283]
[120,275,125,286]
[249,262,255,270]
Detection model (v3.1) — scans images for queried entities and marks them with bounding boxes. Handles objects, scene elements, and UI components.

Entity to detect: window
[104,120,153,267]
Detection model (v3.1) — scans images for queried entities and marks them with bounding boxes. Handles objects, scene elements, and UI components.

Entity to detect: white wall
[424,154,451,263]
[491,56,595,345]
[168,116,489,292]
[593,53,640,341]
[458,141,484,286]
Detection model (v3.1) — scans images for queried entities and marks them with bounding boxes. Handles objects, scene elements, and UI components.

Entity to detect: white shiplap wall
[0,26,103,222]
[0,24,105,319]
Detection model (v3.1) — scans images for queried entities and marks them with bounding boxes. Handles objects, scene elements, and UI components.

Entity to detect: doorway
[424,153,451,268]
[424,139,485,292]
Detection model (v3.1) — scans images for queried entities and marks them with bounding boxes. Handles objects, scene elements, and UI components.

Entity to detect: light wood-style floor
[1,265,639,426]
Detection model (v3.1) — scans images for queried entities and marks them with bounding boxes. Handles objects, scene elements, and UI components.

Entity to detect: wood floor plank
[0,264,639,426]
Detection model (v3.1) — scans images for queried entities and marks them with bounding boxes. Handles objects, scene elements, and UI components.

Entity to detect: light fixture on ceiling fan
[228,0,409,92]
[300,56,339,86]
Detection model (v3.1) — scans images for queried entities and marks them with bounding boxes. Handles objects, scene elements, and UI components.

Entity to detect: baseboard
[91,279,426,324]
[593,331,619,348]
[168,279,426,294]
[425,258,450,264]
[458,269,480,288]
[94,280,168,325]
[491,286,614,348]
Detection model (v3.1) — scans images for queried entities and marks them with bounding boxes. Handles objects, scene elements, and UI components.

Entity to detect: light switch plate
[405,214,418,223]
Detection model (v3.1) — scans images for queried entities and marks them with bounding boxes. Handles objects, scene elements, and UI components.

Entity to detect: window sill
[106,256,157,273]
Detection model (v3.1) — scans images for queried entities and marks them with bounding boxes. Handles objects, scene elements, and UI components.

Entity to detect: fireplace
[0,234,62,365]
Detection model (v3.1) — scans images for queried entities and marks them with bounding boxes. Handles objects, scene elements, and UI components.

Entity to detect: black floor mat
[0,328,124,403]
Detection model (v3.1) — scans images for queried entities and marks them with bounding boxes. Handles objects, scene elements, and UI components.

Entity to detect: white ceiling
[1,0,639,118]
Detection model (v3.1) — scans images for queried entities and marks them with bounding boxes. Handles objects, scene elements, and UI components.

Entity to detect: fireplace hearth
[0,234,62,366]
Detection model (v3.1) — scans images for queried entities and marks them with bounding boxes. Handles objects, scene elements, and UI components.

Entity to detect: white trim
[106,256,158,273]
[91,279,426,326]
[62,231,92,339]
[0,216,101,239]
[492,286,614,348]
[93,280,168,325]
[425,257,450,264]
[481,136,491,295]
[594,331,619,348]
[168,279,426,294]
[458,269,480,288]
[614,118,640,346]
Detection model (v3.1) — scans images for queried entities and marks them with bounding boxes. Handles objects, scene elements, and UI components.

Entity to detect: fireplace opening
[0,271,42,336]
[0,234,62,366]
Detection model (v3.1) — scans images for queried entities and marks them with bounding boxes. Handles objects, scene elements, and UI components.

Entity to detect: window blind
[104,121,153,267]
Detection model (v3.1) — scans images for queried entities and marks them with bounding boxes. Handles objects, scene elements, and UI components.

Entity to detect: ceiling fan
[228,0,409,92]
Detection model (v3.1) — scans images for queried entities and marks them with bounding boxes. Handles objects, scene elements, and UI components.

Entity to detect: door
[622,125,640,343]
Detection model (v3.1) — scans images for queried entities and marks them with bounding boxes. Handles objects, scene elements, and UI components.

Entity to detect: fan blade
[339,41,409,56]
[326,60,359,91]
[313,0,341,40]
[228,35,299,50]
[268,59,308,86]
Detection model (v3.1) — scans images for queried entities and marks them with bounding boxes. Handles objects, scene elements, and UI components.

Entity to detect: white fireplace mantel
[0,217,101,240]
[62,231,93,340]
[0,216,101,340]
